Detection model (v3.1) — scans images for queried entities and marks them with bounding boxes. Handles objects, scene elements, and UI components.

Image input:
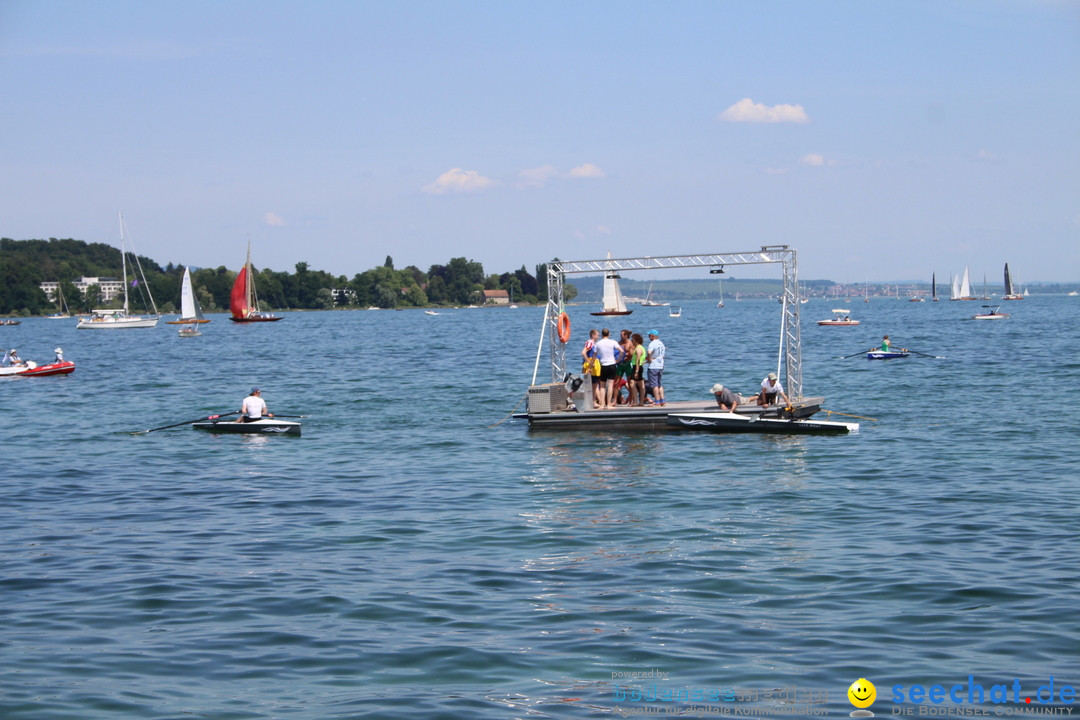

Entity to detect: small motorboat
[818,309,860,326]
[178,326,202,337]
[424,310,438,315]
[192,417,301,436]
[0,360,76,377]
[1,319,22,325]
[973,305,1010,320]
[667,411,857,435]
[669,306,682,318]
[867,350,910,360]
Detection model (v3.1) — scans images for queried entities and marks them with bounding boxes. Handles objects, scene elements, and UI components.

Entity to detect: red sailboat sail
[230,265,249,319]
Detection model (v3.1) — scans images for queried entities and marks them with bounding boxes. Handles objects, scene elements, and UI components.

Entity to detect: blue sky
[2,0,1077,282]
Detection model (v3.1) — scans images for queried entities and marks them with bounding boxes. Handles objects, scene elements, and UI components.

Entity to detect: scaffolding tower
[539,246,803,399]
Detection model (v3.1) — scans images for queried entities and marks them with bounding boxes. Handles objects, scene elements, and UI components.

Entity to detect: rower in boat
[238,387,274,423]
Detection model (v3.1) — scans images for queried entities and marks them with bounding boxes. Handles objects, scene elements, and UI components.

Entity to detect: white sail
[601,252,627,313]
[179,266,206,321]
[180,267,197,319]
[951,274,961,300]
[959,267,972,298]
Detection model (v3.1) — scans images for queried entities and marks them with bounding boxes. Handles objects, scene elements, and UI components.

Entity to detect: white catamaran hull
[667,412,858,435]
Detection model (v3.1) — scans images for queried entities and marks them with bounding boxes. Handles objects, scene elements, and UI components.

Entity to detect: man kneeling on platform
[756,372,790,407]
[711,383,738,412]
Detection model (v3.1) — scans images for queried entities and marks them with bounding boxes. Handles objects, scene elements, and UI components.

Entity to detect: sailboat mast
[119,211,130,313]
[246,242,254,315]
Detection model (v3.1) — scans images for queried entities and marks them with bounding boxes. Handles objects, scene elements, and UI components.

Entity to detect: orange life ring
[557,312,571,343]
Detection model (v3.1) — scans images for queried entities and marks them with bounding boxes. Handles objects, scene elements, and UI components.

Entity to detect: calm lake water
[2,296,1078,719]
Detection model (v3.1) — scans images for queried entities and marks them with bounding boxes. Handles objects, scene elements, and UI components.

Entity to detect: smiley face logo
[848,678,876,709]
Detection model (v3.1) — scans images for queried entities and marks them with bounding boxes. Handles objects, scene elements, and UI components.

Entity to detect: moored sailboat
[46,283,71,318]
[230,244,282,323]
[77,212,160,329]
[640,281,669,307]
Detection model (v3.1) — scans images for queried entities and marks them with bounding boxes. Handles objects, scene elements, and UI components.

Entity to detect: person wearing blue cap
[646,329,666,406]
[238,386,273,422]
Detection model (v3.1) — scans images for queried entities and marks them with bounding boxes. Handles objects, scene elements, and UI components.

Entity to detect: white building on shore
[39,277,126,304]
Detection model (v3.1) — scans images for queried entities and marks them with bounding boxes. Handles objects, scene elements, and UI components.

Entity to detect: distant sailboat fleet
[945,263,1024,301]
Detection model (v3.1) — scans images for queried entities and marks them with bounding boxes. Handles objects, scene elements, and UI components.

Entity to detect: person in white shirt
[593,329,624,409]
[756,372,790,407]
[238,387,273,422]
[2,349,23,367]
[646,330,666,406]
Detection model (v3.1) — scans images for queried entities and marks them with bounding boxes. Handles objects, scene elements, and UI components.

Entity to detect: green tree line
[0,238,574,315]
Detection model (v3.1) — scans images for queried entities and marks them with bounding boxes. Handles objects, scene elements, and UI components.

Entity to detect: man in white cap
[54,348,64,362]
[756,372,790,407]
[711,383,738,412]
[238,387,273,422]
[2,349,22,367]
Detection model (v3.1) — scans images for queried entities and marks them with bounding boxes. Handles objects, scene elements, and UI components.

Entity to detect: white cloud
[566,163,605,179]
[572,226,611,239]
[718,98,810,124]
[975,149,999,162]
[422,168,496,195]
[764,167,789,175]
[800,154,825,167]
[264,212,285,226]
[517,165,559,189]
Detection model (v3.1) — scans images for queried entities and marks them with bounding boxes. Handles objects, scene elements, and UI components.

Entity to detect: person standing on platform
[593,328,623,409]
[581,329,601,406]
[629,333,647,406]
[646,330,666,406]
